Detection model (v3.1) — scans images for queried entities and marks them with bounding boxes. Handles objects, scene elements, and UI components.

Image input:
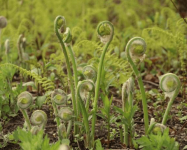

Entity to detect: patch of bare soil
[1,79,187,150]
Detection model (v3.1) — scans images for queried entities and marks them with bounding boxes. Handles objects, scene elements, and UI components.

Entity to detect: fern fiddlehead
[58,107,73,121]
[54,16,78,133]
[58,107,73,139]
[125,37,149,134]
[17,35,29,66]
[159,73,181,125]
[59,18,78,89]
[83,65,97,82]
[17,91,33,131]
[30,110,47,130]
[91,21,114,144]
[147,73,181,135]
[122,77,134,146]
[0,16,7,29]
[52,89,67,105]
[148,118,166,135]
[51,89,70,140]
[17,34,24,63]
[77,80,95,148]
[82,65,97,111]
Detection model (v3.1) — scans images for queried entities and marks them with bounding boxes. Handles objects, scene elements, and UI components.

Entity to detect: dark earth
[0,72,187,150]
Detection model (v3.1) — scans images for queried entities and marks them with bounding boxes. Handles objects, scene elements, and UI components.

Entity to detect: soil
[0,75,187,150]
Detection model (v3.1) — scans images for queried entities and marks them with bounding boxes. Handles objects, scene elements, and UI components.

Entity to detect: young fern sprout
[159,73,181,125]
[17,34,29,64]
[77,80,95,149]
[63,27,72,45]
[122,77,134,108]
[58,123,67,139]
[60,18,79,111]
[30,110,47,130]
[58,107,74,139]
[17,34,24,62]
[65,27,79,91]
[58,107,73,121]
[30,126,40,135]
[148,118,166,135]
[52,89,67,105]
[91,21,114,145]
[122,77,134,146]
[83,65,97,83]
[82,65,97,111]
[51,89,70,141]
[17,91,33,131]
[125,37,149,134]
[0,16,7,29]
[147,73,180,135]
[54,16,78,133]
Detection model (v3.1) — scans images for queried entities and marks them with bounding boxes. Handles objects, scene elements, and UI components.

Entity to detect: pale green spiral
[17,91,33,109]
[0,16,7,29]
[51,89,67,105]
[30,110,47,127]
[82,65,97,82]
[97,21,114,44]
[58,107,73,121]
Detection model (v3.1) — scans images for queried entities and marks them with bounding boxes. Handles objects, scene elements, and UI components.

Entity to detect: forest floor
[1,74,187,150]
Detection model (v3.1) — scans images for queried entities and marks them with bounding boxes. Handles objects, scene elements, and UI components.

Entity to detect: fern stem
[125,37,149,134]
[85,92,91,112]
[66,45,80,117]
[67,45,78,88]
[122,77,134,146]
[91,21,114,145]
[160,73,181,125]
[20,109,31,131]
[52,101,62,141]
[77,80,94,148]
[54,16,77,133]
[67,120,72,137]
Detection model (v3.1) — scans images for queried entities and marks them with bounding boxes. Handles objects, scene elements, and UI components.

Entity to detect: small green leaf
[113,106,125,116]
[36,95,46,108]
[96,113,107,120]
[2,105,10,113]
[179,116,187,121]
[74,121,83,126]
[61,139,70,145]
[183,145,187,149]
[95,139,104,150]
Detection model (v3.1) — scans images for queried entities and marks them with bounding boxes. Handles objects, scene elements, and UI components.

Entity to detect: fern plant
[136,128,179,150]
[13,127,61,150]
